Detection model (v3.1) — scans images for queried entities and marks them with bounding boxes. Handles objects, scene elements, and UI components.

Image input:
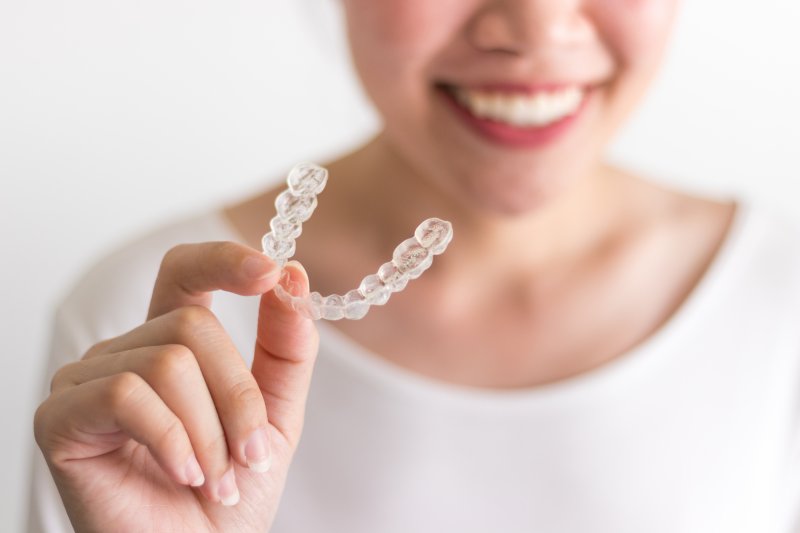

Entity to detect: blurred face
[341,0,679,215]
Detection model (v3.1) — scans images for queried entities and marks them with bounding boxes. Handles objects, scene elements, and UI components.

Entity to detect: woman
[31,0,800,531]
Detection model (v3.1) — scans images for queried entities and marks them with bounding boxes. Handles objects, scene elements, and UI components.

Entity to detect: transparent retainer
[261,162,453,320]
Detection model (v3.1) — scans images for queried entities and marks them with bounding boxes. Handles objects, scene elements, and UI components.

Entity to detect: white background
[1,1,798,530]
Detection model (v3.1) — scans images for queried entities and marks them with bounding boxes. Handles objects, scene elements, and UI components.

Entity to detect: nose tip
[467,2,595,55]
[468,10,519,55]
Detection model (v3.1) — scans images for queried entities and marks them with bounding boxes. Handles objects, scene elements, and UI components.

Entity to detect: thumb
[252,260,319,446]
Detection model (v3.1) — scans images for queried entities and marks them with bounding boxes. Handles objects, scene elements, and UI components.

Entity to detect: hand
[34,242,319,532]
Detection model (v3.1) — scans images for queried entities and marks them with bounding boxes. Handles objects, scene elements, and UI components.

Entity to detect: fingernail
[278,269,302,298]
[218,467,240,506]
[285,260,308,278]
[282,261,308,298]
[185,454,205,487]
[244,427,272,473]
[243,255,277,280]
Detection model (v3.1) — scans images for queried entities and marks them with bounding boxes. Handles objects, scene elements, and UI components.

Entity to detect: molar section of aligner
[287,162,328,196]
[414,218,453,255]
[377,261,409,293]
[393,238,433,280]
[263,163,329,273]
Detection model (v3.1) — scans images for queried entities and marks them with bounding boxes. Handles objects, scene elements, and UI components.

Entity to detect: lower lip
[438,87,589,149]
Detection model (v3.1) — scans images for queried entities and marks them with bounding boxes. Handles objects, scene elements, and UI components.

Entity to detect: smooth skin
[35,0,736,531]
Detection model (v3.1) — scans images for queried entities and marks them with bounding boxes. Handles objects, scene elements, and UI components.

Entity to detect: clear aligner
[262,162,453,321]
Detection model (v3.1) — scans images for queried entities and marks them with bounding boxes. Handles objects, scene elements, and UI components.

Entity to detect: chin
[454,164,576,217]
[457,180,560,218]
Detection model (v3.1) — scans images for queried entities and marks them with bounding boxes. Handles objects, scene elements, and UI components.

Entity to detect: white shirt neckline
[214,199,756,410]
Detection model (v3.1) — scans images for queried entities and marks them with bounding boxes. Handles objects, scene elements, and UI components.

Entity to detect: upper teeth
[453,86,584,127]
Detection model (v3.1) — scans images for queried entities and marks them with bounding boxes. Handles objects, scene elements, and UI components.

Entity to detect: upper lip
[436,81,597,94]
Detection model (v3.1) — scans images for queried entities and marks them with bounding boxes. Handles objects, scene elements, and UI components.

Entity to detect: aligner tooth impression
[262,162,453,320]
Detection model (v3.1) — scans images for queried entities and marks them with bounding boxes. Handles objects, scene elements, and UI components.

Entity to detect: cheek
[343,0,466,72]
[343,0,470,126]
[589,0,679,69]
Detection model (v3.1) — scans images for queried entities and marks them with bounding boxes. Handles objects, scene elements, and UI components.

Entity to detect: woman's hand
[34,242,319,532]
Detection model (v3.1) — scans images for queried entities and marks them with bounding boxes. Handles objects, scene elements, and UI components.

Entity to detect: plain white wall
[1,1,798,530]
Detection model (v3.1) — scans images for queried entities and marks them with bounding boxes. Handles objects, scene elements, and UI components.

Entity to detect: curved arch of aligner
[261,162,454,321]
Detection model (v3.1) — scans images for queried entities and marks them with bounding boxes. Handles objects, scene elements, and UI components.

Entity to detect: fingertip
[258,261,320,344]
[280,261,311,298]
[218,467,240,506]
[243,426,272,474]
[184,454,206,487]
[284,260,309,283]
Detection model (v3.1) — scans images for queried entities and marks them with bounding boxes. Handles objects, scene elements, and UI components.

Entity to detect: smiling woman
[337,0,676,214]
[25,1,800,532]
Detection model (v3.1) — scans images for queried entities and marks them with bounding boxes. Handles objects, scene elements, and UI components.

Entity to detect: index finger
[148,241,281,320]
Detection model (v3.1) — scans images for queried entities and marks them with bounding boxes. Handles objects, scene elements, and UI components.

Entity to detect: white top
[29,200,800,533]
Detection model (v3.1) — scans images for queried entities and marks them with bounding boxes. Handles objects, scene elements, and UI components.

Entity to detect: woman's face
[341,0,679,215]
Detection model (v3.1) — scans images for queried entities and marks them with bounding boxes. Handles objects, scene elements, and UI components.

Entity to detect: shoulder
[676,196,800,317]
[631,183,800,334]
[733,201,800,292]
[55,210,241,356]
[706,199,800,378]
[643,183,800,302]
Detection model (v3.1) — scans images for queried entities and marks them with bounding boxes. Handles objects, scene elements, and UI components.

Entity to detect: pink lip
[437,85,590,149]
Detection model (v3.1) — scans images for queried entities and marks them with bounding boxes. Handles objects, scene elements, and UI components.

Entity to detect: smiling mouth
[437,84,586,128]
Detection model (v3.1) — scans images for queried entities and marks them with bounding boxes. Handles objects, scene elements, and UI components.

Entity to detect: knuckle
[50,361,80,392]
[226,376,265,420]
[154,416,187,456]
[33,392,68,455]
[83,339,112,359]
[161,244,189,272]
[106,371,146,410]
[151,344,197,380]
[170,305,219,340]
[199,431,230,467]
